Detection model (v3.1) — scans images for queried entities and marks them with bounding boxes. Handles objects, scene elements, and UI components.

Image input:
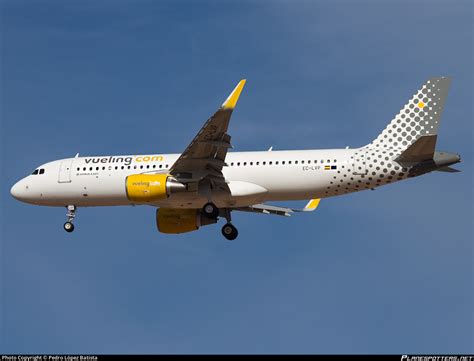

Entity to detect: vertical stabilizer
[366,77,451,155]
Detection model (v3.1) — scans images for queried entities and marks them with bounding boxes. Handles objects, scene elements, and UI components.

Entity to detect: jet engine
[156,208,217,234]
[125,174,186,203]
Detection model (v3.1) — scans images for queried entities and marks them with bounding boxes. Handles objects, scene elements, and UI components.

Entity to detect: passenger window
[314,160,318,163]
[334,159,337,163]
[77,167,80,171]
[250,162,253,166]
[83,167,86,171]
[32,169,39,175]
[153,165,156,168]
[263,161,266,165]
[237,162,240,166]
[159,164,162,168]
[166,164,169,168]
[327,159,330,163]
[140,165,143,169]
[275,161,279,165]
[90,167,93,171]
[96,167,99,171]
[289,161,292,164]
[282,161,285,165]
[128,166,131,169]
[243,162,247,166]
[301,160,305,164]
[134,165,137,169]
[256,161,259,165]
[103,167,106,170]
[115,166,118,170]
[295,161,298,164]
[269,161,272,165]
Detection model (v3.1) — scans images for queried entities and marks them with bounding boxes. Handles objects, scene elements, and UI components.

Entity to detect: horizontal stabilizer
[235,199,321,217]
[435,166,461,173]
[395,135,437,165]
[237,204,293,217]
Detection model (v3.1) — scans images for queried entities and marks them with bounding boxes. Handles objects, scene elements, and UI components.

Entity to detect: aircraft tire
[64,222,74,233]
[222,223,238,241]
[202,202,219,219]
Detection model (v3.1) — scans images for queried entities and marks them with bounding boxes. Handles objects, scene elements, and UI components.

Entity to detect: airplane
[10,77,461,240]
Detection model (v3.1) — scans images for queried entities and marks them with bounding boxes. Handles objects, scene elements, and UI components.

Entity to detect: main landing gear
[221,223,238,241]
[202,203,239,241]
[202,202,219,219]
[63,205,76,233]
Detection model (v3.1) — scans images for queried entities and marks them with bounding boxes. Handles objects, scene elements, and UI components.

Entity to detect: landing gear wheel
[202,202,219,219]
[64,205,77,233]
[221,223,238,241]
[64,222,74,233]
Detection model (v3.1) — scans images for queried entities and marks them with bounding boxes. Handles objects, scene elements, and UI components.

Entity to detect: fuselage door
[352,150,368,175]
[58,159,73,183]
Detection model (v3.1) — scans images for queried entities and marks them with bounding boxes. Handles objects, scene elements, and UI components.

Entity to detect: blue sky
[1,0,472,354]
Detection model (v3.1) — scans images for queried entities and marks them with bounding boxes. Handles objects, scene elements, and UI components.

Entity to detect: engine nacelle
[156,208,217,234]
[125,174,186,203]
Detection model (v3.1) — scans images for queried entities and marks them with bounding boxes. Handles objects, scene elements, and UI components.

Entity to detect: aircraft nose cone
[11,181,21,199]
[10,180,27,201]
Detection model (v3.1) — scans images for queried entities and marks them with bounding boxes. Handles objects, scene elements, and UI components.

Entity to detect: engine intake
[125,174,186,203]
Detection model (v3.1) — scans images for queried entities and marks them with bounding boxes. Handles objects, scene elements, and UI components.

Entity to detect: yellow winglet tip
[222,79,246,109]
[305,199,321,211]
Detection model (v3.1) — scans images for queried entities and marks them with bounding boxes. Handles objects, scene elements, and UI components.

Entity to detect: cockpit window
[32,169,39,175]
[39,169,45,174]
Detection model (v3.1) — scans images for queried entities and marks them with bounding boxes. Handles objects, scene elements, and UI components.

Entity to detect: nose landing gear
[63,205,76,233]
[64,222,74,232]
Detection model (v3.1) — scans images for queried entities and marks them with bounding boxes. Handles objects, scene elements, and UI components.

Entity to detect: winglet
[303,199,321,212]
[222,79,246,110]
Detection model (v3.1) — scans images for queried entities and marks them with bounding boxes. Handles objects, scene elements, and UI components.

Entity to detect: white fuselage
[10,148,412,209]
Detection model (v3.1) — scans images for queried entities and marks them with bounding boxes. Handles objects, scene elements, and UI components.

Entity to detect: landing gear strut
[63,205,76,233]
[221,209,238,241]
[202,202,219,219]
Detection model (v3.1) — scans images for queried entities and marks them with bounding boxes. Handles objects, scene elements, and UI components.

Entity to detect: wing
[236,199,321,217]
[169,80,246,188]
